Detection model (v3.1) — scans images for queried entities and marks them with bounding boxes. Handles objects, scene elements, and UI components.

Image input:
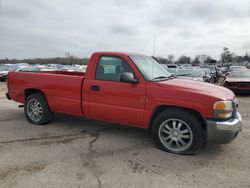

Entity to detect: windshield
[167,65,177,68]
[228,71,250,78]
[176,69,203,77]
[229,66,247,71]
[130,55,171,81]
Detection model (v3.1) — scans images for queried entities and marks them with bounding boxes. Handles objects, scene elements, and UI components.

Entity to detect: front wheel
[152,109,204,155]
[24,93,54,125]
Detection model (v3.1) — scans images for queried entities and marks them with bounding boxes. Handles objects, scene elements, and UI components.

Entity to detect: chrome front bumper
[206,112,242,144]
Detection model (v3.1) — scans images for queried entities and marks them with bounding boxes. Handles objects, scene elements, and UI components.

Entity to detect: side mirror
[120,72,138,83]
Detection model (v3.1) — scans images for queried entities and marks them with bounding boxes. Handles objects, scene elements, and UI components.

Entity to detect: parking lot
[0,82,250,188]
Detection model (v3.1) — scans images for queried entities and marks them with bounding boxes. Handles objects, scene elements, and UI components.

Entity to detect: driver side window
[95,56,133,82]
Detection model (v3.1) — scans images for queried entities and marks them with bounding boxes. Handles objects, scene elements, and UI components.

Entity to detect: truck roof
[93,51,145,57]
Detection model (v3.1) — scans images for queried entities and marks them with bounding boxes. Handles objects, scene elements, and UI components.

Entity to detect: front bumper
[206,112,242,144]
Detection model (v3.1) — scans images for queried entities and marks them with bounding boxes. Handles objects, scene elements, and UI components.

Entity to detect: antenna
[153,35,156,57]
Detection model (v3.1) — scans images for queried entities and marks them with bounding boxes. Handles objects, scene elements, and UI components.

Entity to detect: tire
[24,93,54,125]
[210,77,215,83]
[151,109,204,155]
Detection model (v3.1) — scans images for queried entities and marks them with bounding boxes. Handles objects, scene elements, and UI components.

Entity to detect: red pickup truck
[6,52,242,155]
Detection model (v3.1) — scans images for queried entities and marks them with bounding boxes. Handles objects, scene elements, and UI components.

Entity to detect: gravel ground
[0,82,249,188]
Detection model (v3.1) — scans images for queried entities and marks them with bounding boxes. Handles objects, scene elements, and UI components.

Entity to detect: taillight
[7,73,9,89]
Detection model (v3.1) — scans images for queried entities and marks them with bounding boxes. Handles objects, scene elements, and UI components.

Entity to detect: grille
[239,82,250,87]
[231,82,250,87]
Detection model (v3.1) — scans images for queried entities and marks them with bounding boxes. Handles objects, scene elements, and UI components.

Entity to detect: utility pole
[153,35,156,57]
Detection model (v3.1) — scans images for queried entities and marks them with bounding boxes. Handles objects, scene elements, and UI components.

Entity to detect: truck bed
[8,71,85,115]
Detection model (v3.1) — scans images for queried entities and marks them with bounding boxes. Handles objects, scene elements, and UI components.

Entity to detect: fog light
[218,112,232,119]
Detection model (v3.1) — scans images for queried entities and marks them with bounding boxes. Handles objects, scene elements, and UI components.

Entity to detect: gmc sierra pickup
[6,52,242,155]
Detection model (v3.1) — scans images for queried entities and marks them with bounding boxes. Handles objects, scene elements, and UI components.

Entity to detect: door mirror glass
[120,72,138,83]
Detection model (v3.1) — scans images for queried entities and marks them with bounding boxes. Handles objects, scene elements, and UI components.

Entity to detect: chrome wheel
[27,99,43,122]
[158,118,193,152]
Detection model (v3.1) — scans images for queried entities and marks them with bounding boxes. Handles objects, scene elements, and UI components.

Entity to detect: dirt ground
[0,82,250,188]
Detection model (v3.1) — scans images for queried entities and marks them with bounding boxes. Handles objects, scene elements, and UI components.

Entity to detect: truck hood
[158,78,235,100]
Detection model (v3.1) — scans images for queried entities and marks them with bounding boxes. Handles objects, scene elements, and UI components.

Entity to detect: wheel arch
[24,88,50,106]
[24,88,46,98]
[149,105,207,131]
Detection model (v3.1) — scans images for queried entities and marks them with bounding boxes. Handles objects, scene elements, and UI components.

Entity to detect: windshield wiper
[151,76,168,81]
[176,74,191,76]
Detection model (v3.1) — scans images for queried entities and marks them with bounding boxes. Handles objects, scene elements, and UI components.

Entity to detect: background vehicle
[161,64,178,76]
[224,70,250,93]
[0,66,9,81]
[6,52,242,155]
[16,66,41,72]
[176,68,206,82]
[200,65,220,83]
[166,64,179,76]
[228,66,247,72]
[200,68,212,82]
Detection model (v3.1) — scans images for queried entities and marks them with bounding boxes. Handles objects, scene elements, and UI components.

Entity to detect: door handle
[90,85,100,91]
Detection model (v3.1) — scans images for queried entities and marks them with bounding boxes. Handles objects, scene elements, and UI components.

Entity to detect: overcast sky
[0,0,250,59]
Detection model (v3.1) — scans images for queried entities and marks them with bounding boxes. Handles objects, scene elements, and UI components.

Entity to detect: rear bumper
[206,112,242,144]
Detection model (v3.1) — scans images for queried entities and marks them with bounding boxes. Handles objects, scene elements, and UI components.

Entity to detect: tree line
[0,56,89,65]
[0,47,249,66]
[153,47,250,65]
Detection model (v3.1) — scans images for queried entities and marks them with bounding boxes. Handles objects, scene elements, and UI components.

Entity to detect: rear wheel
[152,109,204,155]
[24,93,54,125]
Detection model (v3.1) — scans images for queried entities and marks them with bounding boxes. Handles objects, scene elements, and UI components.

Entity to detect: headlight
[213,100,233,119]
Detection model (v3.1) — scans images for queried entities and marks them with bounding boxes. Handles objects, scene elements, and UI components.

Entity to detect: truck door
[85,56,146,127]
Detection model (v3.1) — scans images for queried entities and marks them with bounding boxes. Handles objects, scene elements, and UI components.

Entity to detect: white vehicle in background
[0,66,9,81]
[180,64,192,69]
[176,68,206,82]
[16,66,41,72]
[78,65,87,72]
[200,68,212,82]
[166,64,179,75]
[8,65,27,72]
[160,64,179,76]
[228,66,247,72]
